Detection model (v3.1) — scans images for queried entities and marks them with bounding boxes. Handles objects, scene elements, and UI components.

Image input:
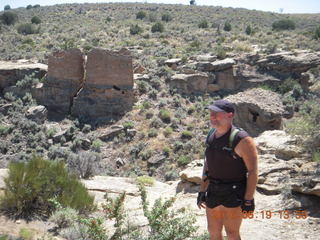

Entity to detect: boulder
[226,88,285,137]
[196,58,235,72]
[255,130,304,160]
[0,60,47,91]
[194,54,217,62]
[257,51,320,78]
[72,48,134,124]
[26,105,47,123]
[98,125,125,142]
[169,73,208,94]
[134,74,150,81]
[291,162,320,197]
[164,58,182,70]
[147,154,166,165]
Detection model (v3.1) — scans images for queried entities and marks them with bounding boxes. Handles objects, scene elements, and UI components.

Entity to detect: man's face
[210,111,230,128]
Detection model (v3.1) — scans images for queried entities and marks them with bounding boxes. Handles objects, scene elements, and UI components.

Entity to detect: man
[197,99,258,240]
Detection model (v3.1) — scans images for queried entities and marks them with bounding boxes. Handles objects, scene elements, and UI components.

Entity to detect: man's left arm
[235,136,258,200]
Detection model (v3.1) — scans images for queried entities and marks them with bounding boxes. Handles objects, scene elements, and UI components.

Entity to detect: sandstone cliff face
[72,48,134,123]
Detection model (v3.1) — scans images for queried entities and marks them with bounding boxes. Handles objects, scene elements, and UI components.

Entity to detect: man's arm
[235,136,258,200]
[198,158,209,209]
[199,158,209,192]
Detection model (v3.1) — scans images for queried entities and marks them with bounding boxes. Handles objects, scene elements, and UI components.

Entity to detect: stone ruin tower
[37,48,134,124]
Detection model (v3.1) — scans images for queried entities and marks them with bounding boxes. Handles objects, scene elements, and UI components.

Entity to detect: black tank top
[205,126,249,180]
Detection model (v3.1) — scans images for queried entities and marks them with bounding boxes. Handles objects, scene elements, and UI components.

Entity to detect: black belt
[208,177,246,184]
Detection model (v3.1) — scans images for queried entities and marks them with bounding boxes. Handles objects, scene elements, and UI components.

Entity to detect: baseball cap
[207,99,235,113]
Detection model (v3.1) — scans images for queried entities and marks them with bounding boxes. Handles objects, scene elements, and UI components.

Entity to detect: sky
[1,0,320,14]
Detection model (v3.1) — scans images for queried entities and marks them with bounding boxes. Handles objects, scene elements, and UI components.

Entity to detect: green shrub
[26,5,33,10]
[142,100,152,109]
[46,127,57,138]
[148,13,157,22]
[146,110,154,119]
[136,80,150,94]
[15,73,39,89]
[286,99,320,153]
[151,22,164,33]
[190,40,201,49]
[277,78,298,94]
[130,24,143,35]
[91,139,103,152]
[0,125,11,136]
[0,154,95,219]
[31,16,41,24]
[162,146,170,156]
[223,22,232,31]
[150,118,163,128]
[136,175,154,186]
[214,44,227,59]
[245,25,252,35]
[67,151,101,179]
[33,4,40,8]
[17,23,40,35]
[139,184,197,239]
[177,155,192,166]
[312,151,320,162]
[163,127,173,137]
[181,130,192,139]
[49,207,78,229]
[198,19,208,29]
[314,25,320,40]
[173,141,184,152]
[102,192,126,239]
[4,5,11,10]
[159,109,171,123]
[123,121,134,129]
[19,228,33,240]
[1,11,18,25]
[148,128,158,137]
[136,11,146,20]
[105,16,111,22]
[161,13,172,22]
[272,19,295,31]
[79,217,107,240]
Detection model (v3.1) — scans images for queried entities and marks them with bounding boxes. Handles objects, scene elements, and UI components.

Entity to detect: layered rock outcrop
[170,57,238,94]
[168,73,208,94]
[257,51,320,78]
[0,60,47,91]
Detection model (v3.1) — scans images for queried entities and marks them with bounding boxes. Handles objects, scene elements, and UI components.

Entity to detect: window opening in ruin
[248,109,259,123]
[113,85,120,91]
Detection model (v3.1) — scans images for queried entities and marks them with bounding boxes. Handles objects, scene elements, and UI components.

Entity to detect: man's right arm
[198,159,209,209]
[199,159,209,192]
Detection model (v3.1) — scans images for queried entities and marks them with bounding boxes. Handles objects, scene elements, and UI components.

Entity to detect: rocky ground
[0,130,319,239]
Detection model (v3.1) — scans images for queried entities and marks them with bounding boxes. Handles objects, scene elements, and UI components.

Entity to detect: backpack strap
[222,127,243,160]
[205,128,215,146]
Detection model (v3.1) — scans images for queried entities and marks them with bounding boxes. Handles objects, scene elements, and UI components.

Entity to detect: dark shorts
[205,181,246,209]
